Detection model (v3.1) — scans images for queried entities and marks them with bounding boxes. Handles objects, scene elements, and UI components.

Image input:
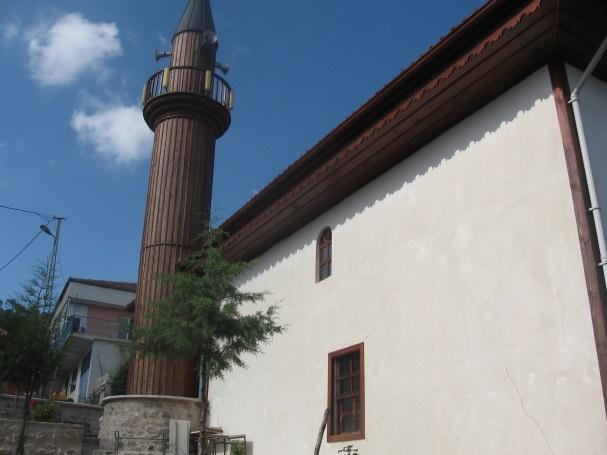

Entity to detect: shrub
[108,362,129,396]
[231,442,246,455]
[30,399,59,423]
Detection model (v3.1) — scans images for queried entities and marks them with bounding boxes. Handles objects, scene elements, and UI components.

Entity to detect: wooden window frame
[316,227,332,282]
[327,343,365,443]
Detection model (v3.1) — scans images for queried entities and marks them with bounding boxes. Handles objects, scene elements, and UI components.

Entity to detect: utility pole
[42,217,65,314]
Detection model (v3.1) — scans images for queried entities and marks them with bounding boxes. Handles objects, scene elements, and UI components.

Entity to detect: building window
[71,316,83,333]
[317,228,332,282]
[118,316,132,340]
[328,343,364,442]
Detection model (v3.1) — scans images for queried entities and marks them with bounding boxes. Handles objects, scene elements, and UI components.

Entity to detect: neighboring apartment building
[50,278,136,404]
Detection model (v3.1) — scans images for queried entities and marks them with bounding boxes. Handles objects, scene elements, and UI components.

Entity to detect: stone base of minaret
[97,395,201,454]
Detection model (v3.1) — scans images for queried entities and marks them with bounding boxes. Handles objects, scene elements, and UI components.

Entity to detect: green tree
[108,361,129,396]
[131,229,284,455]
[0,265,62,455]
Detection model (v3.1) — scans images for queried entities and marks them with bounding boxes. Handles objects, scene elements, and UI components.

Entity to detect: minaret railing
[142,67,233,111]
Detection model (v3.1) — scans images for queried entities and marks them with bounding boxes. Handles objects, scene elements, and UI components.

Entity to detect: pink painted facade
[86,305,131,340]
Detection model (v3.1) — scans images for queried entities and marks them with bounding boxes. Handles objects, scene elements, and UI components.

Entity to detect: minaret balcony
[142,66,233,112]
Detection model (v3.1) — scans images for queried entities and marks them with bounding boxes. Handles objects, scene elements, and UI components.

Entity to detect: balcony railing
[142,66,233,111]
[54,315,131,349]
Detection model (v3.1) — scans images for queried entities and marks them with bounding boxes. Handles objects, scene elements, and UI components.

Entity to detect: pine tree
[0,264,62,455]
[131,229,284,455]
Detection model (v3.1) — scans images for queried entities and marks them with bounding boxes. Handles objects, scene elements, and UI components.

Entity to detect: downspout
[569,35,607,288]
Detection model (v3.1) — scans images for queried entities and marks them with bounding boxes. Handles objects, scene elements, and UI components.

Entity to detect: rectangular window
[71,316,82,333]
[328,343,364,442]
[118,316,132,340]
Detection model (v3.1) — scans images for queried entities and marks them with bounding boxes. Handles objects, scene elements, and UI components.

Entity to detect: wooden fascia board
[220,0,539,232]
[548,58,607,420]
[555,0,607,80]
[221,0,554,260]
[220,0,607,261]
[221,1,607,262]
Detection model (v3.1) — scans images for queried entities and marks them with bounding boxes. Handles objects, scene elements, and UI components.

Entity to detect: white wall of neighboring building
[566,64,607,254]
[67,283,134,307]
[89,340,128,394]
[62,341,127,403]
[209,67,607,454]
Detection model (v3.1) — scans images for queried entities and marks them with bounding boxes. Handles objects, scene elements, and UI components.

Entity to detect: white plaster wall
[566,65,607,255]
[89,340,128,396]
[63,338,127,403]
[67,283,134,307]
[210,67,607,454]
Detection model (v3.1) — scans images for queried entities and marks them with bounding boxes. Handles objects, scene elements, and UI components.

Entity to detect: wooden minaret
[129,0,232,396]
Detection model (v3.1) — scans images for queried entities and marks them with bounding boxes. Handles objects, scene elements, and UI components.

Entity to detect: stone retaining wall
[0,419,84,455]
[0,394,103,435]
[99,395,201,453]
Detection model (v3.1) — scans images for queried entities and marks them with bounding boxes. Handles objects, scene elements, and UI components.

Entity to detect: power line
[0,230,43,273]
[0,204,53,221]
[57,255,67,285]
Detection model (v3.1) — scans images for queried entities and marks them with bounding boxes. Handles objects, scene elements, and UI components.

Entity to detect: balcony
[56,315,131,348]
[53,315,131,377]
[142,66,233,111]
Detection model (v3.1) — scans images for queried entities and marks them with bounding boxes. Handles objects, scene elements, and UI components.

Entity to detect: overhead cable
[0,204,53,222]
[0,231,44,273]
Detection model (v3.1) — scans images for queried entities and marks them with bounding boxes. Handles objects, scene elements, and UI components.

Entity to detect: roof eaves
[53,278,137,316]
[220,0,525,233]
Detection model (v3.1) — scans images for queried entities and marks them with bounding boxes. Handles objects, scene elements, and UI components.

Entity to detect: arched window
[317,227,332,282]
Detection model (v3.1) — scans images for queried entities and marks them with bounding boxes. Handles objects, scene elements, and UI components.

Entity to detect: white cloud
[71,105,153,166]
[1,20,19,44]
[28,13,122,87]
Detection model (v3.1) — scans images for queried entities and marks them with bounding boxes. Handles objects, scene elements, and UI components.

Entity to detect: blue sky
[0,0,482,297]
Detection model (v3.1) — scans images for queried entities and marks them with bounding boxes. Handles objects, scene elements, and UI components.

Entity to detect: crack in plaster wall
[407,181,556,454]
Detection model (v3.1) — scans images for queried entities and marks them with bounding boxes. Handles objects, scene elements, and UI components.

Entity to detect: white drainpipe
[569,35,607,288]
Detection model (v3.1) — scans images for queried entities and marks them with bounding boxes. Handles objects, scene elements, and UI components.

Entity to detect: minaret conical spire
[175,0,216,38]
